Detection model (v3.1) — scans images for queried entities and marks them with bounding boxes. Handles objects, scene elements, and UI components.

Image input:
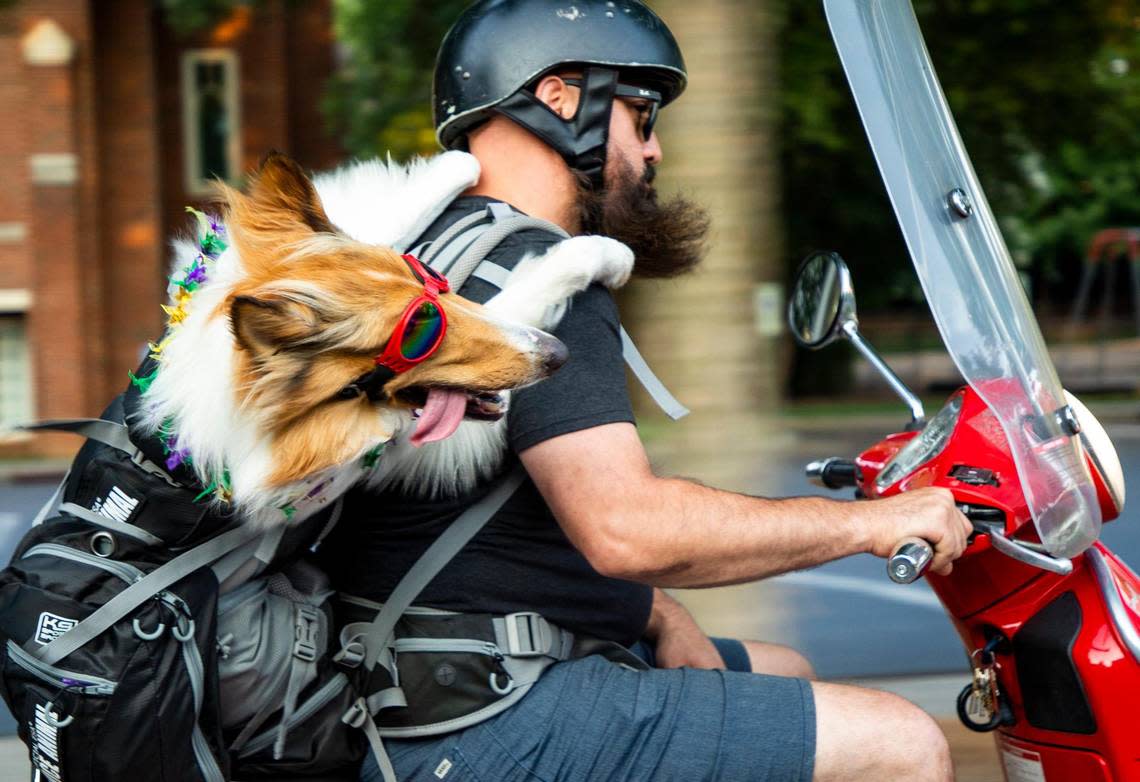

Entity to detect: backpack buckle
[500,612,553,658]
[294,606,320,662]
[341,697,368,729]
[335,639,366,668]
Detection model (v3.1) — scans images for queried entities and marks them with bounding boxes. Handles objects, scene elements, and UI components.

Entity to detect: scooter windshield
[823,0,1101,557]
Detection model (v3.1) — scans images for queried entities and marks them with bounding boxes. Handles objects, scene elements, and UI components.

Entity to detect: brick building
[0,0,342,456]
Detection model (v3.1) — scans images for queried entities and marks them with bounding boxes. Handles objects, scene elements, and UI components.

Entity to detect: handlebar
[806,456,1048,584]
[885,505,1013,584]
[805,457,860,490]
[887,538,934,584]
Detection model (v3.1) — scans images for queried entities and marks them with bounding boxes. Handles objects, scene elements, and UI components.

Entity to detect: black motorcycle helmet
[433,0,687,187]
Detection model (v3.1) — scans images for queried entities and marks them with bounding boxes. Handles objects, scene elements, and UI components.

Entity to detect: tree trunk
[625,0,786,493]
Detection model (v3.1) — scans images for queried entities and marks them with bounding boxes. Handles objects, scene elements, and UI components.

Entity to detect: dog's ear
[245,151,337,235]
[230,293,320,359]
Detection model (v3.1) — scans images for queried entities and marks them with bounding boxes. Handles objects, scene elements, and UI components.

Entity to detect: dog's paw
[559,236,634,288]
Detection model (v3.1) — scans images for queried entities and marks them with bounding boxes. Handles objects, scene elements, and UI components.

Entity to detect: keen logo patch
[90,485,140,524]
[34,612,77,646]
[434,758,453,779]
[30,702,64,782]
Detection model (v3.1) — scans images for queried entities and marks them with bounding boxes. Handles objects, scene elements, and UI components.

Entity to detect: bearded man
[319,1,972,780]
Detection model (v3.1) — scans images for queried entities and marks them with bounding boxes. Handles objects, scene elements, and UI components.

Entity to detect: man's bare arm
[520,422,970,588]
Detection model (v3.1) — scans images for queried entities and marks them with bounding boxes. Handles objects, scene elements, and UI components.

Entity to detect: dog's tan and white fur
[139,152,633,526]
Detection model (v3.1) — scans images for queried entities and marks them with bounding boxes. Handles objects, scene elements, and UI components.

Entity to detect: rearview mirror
[787,251,856,349]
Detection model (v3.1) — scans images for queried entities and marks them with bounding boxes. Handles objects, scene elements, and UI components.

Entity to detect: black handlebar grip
[805,457,860,490]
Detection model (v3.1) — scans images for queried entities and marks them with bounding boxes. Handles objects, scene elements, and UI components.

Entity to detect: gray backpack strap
[469,260,512,289]
[28,523,261,665]
[619,328,690,421]
[341,465,528,782]
[57,501,164,546]
[21,418,180,487]
[446,213,569,290]
[21,418,136,453]
[30,469,70,528]
[358,465,527,673]
[418,209,491,276]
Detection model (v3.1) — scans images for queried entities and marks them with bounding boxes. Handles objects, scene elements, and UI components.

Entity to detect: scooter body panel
[997,735,1111,782]
[852,386,1140,779]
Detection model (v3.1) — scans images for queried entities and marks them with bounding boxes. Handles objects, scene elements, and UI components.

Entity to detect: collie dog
[138,153,564,528]
[137,152,633,528]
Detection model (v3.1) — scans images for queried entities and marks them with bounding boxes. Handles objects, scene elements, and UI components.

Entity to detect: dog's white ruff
[312,151,480,252]
[140,152,633,525]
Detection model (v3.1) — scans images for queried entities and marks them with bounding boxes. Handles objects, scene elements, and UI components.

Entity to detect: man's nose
[644,132,663,166]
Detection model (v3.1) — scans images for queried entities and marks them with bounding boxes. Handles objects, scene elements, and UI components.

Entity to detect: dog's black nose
[539,334,569,374]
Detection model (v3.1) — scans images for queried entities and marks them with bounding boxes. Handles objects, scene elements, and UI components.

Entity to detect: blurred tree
[159,0,252,33]
[779,0,1140,310]
[779,0,1140,394]
[324,0,468,159]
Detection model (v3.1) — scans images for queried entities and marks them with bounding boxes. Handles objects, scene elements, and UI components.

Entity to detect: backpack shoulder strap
[340,465,528,782]
[419,204,690,420]
[21,418,180,487]
[354,464,528,675]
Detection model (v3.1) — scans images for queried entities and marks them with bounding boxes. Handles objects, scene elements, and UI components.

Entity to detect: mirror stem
[841,320,925,423]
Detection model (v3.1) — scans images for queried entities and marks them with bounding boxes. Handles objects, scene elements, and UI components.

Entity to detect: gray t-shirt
[317,197,652,645]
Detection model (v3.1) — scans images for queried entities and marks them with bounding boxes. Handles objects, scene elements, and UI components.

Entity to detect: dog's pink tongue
[410,388,468,447]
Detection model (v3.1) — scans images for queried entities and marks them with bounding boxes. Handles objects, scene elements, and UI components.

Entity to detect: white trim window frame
[0,309,34,435]
[182,49,241,196]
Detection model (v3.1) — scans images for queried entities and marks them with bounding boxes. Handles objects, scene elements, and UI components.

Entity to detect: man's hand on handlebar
[864,488,972,576]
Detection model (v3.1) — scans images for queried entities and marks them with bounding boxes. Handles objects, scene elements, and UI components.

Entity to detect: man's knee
[741,640,817,680]
[811,682,951,782]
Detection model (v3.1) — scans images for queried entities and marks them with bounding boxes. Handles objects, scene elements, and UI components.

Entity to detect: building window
[182,49,241,195]
[0,314,34,432]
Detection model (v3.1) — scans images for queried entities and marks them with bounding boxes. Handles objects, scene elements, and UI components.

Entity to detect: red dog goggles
[375,254,451,373]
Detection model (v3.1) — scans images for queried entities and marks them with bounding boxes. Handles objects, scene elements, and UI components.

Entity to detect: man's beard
[574,158,710,278]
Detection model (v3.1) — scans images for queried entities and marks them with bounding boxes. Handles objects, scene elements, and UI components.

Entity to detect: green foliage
[778,0,1140,313]
[158,0,250,34]
[325,0,469,160]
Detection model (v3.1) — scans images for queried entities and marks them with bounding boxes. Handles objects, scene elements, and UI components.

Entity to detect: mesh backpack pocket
[220,561,364,779]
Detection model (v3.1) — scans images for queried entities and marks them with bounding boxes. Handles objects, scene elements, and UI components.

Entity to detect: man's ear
[533,75,580,120]
[244,151,338,235]
[230,293,320,359]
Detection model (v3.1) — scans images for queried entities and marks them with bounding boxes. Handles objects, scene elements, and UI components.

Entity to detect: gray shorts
[366,653,816,781]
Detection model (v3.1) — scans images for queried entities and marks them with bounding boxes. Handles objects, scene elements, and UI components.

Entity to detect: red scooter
[791,2,1138,778]
[789,251,1135,781]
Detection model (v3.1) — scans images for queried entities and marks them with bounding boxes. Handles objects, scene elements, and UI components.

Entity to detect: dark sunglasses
[560,77,662,141]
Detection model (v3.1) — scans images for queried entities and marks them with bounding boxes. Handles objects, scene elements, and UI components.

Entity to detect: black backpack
[0,397,365,781]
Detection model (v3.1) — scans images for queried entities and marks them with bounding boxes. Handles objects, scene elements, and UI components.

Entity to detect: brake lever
[888,507,1074,584]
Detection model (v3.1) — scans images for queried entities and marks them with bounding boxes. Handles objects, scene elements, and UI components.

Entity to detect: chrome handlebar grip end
[805,459,830,488]
[888,537,934,584]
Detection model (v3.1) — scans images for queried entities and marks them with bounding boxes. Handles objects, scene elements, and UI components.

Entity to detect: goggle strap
[401,254,451,294]
[353,364,397,401]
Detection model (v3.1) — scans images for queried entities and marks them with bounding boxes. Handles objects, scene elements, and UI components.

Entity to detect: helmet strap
[495,66,617,189]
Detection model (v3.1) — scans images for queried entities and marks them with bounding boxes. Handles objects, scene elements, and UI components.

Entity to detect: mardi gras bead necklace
[132,207,232,503]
